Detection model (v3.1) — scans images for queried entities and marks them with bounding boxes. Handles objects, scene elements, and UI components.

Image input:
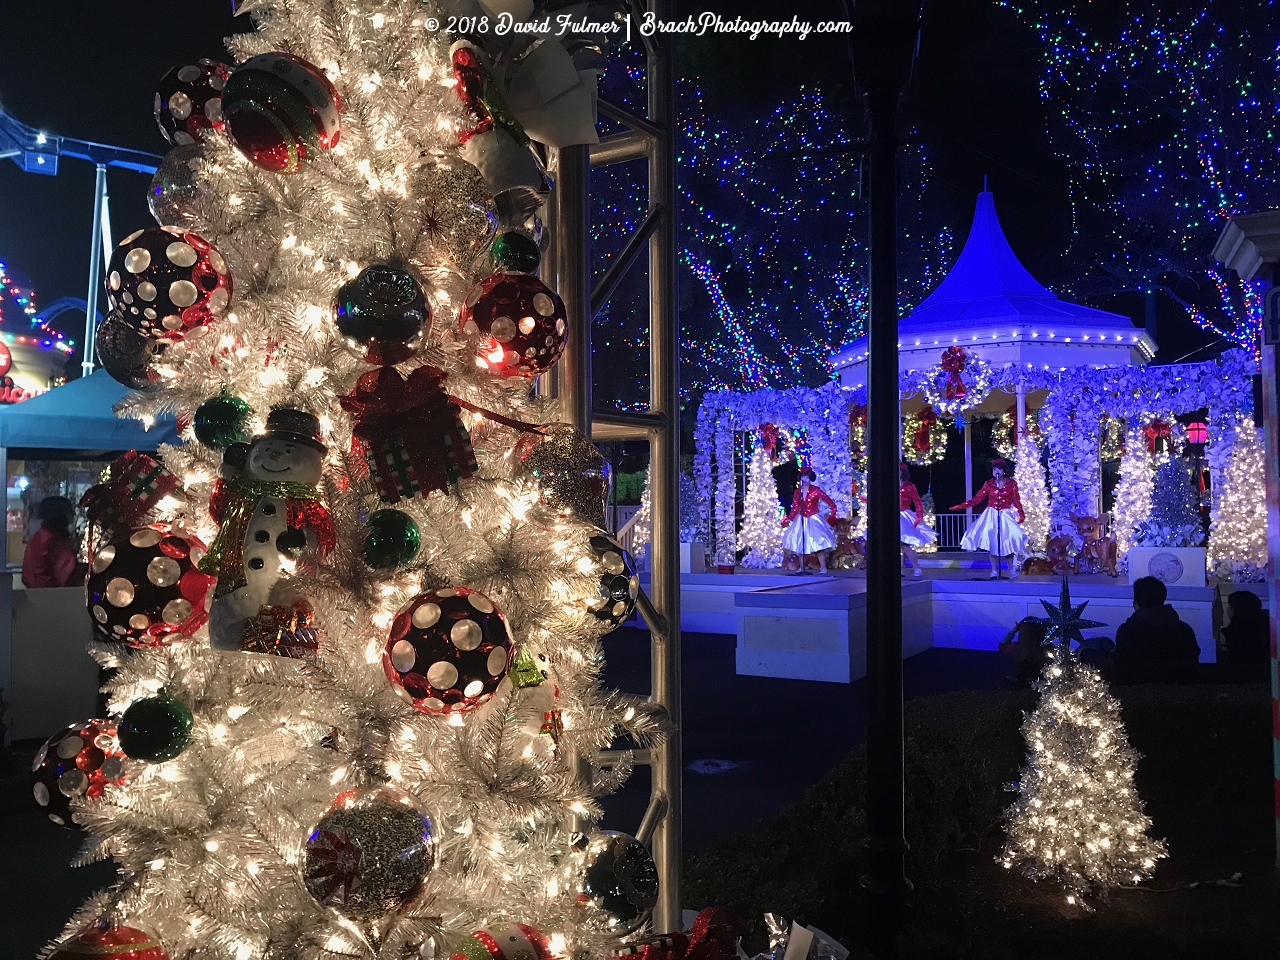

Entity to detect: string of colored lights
[0,258,75,355]
[999,0,1278,352]
[590,48,954,407]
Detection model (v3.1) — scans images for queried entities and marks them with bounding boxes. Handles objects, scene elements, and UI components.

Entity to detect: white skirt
[782,513,837,554]
[960,507,1028,556]
[900,510,936,547]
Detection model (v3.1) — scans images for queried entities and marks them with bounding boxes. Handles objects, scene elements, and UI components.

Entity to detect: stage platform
[641,564,1248,684]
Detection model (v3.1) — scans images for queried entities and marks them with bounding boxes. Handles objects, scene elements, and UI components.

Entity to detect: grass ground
[684,683,1278,960]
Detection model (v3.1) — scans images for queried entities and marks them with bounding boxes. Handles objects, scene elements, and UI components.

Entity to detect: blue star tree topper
[1032,577,1106,650]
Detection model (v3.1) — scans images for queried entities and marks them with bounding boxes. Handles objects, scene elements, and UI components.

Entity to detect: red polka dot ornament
[31,720,128,827]
[154,60,230,145]
[382,587,514,715]
[86,525,214,648]
[459,272,567,379]
[105,226,232,342]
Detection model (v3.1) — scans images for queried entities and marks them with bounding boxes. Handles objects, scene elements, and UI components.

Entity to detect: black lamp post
[847,1,924,956]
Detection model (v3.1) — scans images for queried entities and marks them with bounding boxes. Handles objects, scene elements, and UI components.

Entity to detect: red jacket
[954,478,1024,523]
[22,526,78,588]
[900,481,924,524]
[785,485,837,526]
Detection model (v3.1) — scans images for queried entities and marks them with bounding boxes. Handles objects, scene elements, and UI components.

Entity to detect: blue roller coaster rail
[0,106,161,375]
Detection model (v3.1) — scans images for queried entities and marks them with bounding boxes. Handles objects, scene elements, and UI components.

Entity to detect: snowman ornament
[201,409,336,651]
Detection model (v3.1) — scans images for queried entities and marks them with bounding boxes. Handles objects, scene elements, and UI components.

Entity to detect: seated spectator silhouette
[1076,635,1116,676]
[1113,576,1200,683]
[1219,589,1270,681]
[998,616,1050,685]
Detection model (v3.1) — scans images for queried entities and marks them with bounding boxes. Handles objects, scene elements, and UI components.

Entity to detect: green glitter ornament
[489,232,541,274]
[362,509,421,570]
[118,693,194,763]
[193,394,253,449]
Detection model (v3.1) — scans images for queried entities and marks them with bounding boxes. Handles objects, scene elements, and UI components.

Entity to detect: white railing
[613,505,647,558]
[934,512,972,550]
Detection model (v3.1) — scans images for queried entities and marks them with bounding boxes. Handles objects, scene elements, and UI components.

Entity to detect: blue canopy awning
[0,371,179,450]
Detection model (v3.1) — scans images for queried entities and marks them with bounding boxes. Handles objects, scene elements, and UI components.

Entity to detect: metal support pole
[964,419,974,523]
[82,163,108,376]
[1015,383,1027,436]
[861,87,907,951]
[555,145,592,430]
[647,0,682,929]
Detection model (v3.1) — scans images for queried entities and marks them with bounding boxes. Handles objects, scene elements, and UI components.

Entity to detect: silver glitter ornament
[575,830,659,933]
[516,423,608,527]
[409,155,496,270]
[148,143,206,228]
[305,786,436,930]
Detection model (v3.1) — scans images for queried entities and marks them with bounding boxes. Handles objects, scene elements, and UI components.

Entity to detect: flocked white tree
[1000,581,1166,908]
[739,444,783,568]
[1111,423,1154,558]
[47,4,667,959]
[1014,431,1050,552]
[1207,417,1267,580]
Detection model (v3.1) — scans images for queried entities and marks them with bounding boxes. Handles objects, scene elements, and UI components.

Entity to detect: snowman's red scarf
[199,474,334,599]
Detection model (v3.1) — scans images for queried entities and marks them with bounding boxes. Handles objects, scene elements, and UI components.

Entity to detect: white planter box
[1127,546,1206,588]
[680,542,705,574]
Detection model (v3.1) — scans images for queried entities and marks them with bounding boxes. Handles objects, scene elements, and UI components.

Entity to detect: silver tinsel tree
[999,580,1167,907]
[49,3,665,958]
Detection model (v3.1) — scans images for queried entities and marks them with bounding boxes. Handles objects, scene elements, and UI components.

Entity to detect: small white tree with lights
[740,443,784,568]
[1208,416,1267,580]
[1015,430,1051,552]
[1112,423,1154,558]
[999,579,1167,908]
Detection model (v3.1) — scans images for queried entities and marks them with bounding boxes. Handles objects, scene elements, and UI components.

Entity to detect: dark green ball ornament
[489,232,541,273]
[118,694,194,763]
[363,510,421,570]
[193,394,253,449]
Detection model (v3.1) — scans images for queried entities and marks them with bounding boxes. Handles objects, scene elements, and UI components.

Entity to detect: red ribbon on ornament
[339,365,478,503]
[913,406,937,453]
[1142,419,1172,453]
[940,346,968,400]
[613,909,739,960]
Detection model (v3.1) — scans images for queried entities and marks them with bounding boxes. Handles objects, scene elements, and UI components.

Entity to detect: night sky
[0,1,1212,369]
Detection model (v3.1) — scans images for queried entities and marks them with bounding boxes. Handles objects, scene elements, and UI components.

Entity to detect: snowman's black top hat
[261,408,326,453]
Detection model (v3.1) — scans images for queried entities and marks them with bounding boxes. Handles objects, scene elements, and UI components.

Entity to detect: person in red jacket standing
[899,464,935,578]
[22,496,79,588]
[950,457,1028,579]
[782,469,838,573]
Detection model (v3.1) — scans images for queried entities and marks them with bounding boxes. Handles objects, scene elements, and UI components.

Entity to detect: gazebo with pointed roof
[831,187,1155,390]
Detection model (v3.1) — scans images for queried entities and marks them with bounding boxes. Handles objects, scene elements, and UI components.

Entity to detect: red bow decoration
[79,450,181,547]
[1142,419,1172,453]
[339,365,478,504]
[614,908,739,960]
[760,423,781,455]
[939,346,968,400]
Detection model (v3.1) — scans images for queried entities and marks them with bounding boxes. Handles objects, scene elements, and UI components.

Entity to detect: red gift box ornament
[613,908,740,960]
[939,346,968,400]
[80,450,181,547]
[339,365,478,504]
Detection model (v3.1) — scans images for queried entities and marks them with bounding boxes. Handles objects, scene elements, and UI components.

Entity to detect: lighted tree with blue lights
[1004,0,1280,352]
[591,61,954,410]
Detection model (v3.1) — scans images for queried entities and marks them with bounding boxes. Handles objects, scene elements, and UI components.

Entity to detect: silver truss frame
[545,0,682,932]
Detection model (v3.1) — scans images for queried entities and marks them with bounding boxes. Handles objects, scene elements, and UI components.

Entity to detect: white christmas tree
[1207,417,1267,580]
[1014,431,1050,552]
[918,490,938,555]
[1111,423,1154,558]
[45,5,665,959]
[1000,580,1167,908]
[739,444,784,568]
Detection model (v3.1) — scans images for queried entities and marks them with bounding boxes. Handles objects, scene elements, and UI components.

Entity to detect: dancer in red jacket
[950,458,1028,579]
[782,469,837,574]
[899,464,935,578]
